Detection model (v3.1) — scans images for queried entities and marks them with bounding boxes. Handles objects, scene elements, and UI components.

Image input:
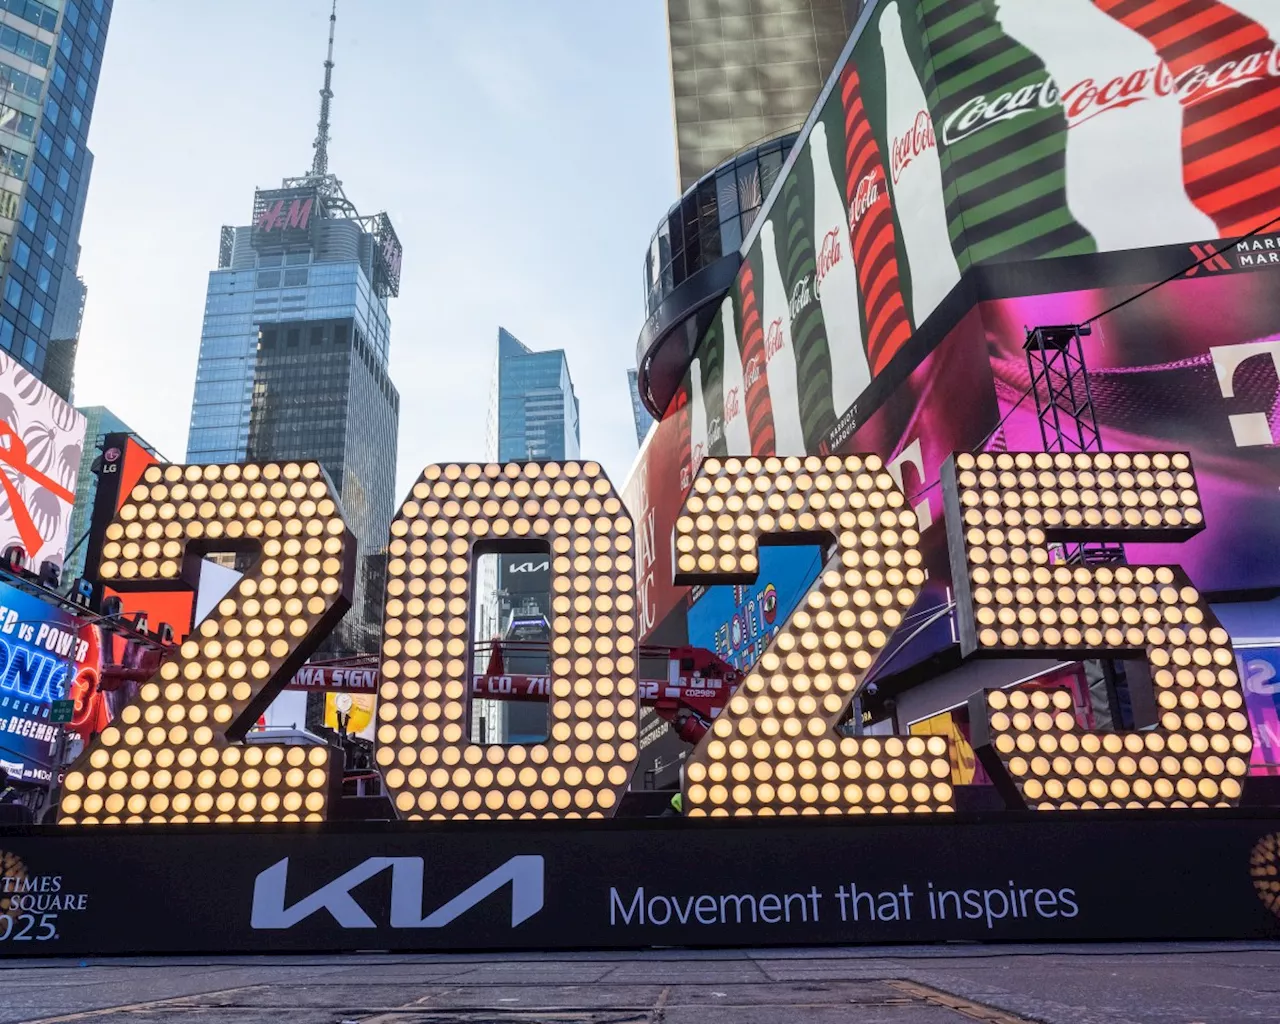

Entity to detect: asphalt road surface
[0,943,1277,1023]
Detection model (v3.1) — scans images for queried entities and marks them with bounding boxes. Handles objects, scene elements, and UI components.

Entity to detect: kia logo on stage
[251,855,545,930]
[508,561,548,574]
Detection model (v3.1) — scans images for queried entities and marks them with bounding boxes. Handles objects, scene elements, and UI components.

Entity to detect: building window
[36,265,49,292]
[65,1,77,27]
[75,76,86,100]
[20,200,35,230]
[28,165,43,195]
[282,267,308,287]
[0,103,36,141]
[21,335,35,364]
[0,316,12,350]
[58,33,70,59]
[51,64,64,90]
[13,239,28,270]
[286,329,300,347]
[62,136,75,160]
[255,270,280,289]
[0,23,51,66]
[310,326,323,345]
[29,299,42,329]
[70,105,81,130]
[43,230,54,257]
[0,0,60,31]
[0,187,17,220]
[37,130,50,157]
[43,98,57,127]
[56,167,68,192]
[0,61,44,101]
[4,276,22,309]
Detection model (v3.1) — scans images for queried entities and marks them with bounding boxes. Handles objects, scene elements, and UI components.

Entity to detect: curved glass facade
[643,131,799,321]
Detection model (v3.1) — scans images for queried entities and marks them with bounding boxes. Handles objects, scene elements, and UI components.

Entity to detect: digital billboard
[1239,645,1280,776]
[0,351,86,571]
[0,578,93,783]
[624,0,1280,686]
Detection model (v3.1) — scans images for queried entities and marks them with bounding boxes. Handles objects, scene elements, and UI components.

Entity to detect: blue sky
[73,0,675,497]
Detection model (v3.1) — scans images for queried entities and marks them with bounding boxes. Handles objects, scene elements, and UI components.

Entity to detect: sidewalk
[1,942,1277,1023]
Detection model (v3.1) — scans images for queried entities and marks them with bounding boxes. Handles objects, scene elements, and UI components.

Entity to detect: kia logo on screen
[508,561,548,574]
[251,855,544,930]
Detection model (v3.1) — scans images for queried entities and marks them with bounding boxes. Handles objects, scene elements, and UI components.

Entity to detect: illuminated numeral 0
[375,461,640,819]
[942,451,1252,810]
[58,461,354,825]
[674,455,953,816]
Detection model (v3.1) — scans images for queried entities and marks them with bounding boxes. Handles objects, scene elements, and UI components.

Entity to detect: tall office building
[186,4,402,654]
[0,1,110,390]
[486,327,581,464]
[627,368,654,446]
[474,328,580,743]
[62,405,160,583]
[666,0,855,189]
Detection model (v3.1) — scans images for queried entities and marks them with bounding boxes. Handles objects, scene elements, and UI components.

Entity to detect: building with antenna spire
[185,1,402,655]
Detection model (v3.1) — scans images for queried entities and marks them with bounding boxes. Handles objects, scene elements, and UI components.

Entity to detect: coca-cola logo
[764,318,785,361]
[890,110,936,183]
[744,357,762,391]
[814,230,841,298]
[789,275,813,323]
[1063,48,1280,127]
[945,46,1280,146]
[708,416,723,448]
[850,170,882,229]
[942,78,1060,146]
[724,387,742,423]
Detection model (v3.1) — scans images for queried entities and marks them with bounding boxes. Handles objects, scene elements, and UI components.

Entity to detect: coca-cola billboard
[625,0,1280,685]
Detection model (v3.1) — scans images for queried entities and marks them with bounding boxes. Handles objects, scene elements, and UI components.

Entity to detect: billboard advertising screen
[624,0,1280,689]
[0,351,86,571]
[0,579,93,782]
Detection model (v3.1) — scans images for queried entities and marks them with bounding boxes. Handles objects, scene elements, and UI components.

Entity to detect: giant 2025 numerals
[55,451,1248,824]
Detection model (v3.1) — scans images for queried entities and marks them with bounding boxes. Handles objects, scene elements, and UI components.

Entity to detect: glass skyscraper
[0,0,110,395]
[475,328,580,743]
[627,368,654,446]
[486,327,581,463]
[62,405,160,583]
[185,5,401,654]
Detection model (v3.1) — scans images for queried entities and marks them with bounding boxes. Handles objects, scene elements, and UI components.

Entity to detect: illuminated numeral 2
[674,455,953,816]
[59,461,354,824]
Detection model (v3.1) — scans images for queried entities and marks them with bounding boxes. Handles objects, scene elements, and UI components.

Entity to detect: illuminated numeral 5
[674,455,953,816]
[942,451,1252,810]
[375,461,640,819]
[59,461,354,825]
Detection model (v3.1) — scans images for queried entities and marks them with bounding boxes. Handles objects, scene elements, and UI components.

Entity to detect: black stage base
[2,810,1279,956]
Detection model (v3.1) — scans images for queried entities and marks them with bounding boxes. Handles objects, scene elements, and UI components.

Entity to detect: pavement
[0,943,1278,1023]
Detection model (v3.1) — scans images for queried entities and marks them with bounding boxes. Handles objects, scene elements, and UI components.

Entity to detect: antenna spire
[311,0,337,177]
